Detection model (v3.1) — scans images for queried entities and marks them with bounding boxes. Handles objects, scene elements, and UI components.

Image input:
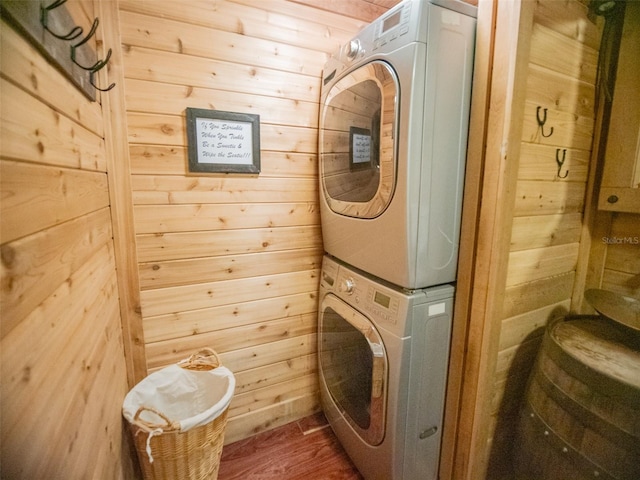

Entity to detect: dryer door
[320,61,399,219]
[319,293,387,446]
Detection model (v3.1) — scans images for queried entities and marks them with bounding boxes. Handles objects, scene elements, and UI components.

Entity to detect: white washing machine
[318,255,454,480]
[319,0,476,289]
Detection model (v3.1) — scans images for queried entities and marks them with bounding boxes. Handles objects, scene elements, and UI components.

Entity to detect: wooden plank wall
[485,1,603,476]
[586,212,640,298]
[117,0,398,444]
[0,1,135,477]
[584,6,640,301]
[598,213,640,295]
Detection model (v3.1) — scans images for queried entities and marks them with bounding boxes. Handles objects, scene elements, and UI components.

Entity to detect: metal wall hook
[40,0,83,40]
[536,106,554,138]
[76,47,112,73]
[556,148,569,178]
[90,67,116,92]
[6,0,116,99]
[92,48,112,72]
[68,16,116,92]
[70,17,99,69]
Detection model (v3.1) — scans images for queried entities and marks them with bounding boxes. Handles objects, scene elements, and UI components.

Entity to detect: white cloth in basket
[123,364,235,432]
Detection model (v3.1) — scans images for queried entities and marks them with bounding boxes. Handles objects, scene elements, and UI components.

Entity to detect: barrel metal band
[533,361,640,455]
[522,401,617,480]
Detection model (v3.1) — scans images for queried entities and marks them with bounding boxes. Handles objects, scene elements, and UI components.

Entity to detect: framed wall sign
[186,108,261,174]
[349,126,372,170]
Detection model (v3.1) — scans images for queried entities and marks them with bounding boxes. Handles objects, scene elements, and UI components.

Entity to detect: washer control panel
[323,256,403,326]
[365,286,400,324]
[336,269,400,325]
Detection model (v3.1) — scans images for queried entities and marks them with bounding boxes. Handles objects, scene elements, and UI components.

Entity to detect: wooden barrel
[514,315,640,480]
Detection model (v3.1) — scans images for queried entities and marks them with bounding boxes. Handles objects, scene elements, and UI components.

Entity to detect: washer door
[320,60,399,219]
[319,293,387,446]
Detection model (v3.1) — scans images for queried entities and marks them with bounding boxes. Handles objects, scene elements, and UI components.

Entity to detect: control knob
[344,39,361,60]
[341,278,355,295]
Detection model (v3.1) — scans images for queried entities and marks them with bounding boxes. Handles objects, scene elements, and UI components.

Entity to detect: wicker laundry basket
[123,348,235,480]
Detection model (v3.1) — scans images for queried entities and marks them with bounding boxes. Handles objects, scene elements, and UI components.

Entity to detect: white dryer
[319,0,476,289]
[318,255,454,480]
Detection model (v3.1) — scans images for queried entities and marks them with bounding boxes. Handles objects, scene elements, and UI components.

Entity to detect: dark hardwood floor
[218,413,364,480]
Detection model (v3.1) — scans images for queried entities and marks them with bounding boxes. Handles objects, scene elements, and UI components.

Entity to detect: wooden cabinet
[598,1,640,213]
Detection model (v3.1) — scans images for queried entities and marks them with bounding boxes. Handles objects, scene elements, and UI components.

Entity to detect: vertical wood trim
[576,9,623,312]
[572,77,610,313]
[451,0,536,478]
[439,0,496,477]
[98,0,147,386]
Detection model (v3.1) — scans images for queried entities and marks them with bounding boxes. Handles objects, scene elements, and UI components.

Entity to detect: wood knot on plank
[1,244,16,268]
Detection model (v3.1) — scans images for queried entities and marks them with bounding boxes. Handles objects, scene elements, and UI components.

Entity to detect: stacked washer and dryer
[316,1,476,479]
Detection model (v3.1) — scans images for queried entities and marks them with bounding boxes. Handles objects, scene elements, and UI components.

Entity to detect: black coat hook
[536,106,554,138]
[40,0,83,40]
[31,0,117,98]
[71,17,100,70]
[69,16,116,92]
[556,148,568,178]
[89,65,116,92]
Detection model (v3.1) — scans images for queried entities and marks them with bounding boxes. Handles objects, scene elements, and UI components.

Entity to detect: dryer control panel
[330,0,476,63]
[373,1,412,53]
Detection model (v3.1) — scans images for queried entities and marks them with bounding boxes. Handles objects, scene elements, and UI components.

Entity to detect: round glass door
[320,61,399,218]
[319,294,387,446]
